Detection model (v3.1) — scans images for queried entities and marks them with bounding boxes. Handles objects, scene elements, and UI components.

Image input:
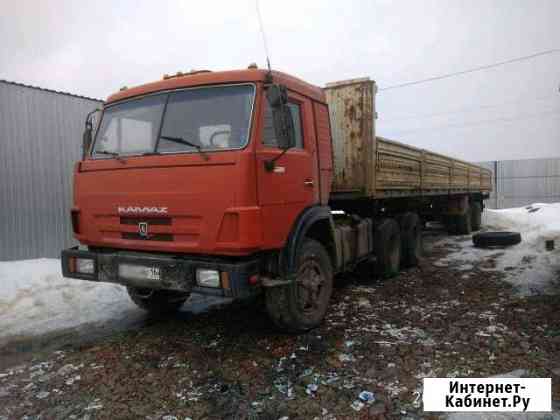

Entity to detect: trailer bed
[375,136,492,198]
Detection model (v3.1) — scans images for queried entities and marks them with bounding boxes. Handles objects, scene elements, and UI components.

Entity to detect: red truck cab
[73,69,331,255]
[62,68,338,330]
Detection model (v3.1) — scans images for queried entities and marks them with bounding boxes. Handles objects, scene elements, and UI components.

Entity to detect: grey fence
[0,80,102,261]
[478,158,560,209]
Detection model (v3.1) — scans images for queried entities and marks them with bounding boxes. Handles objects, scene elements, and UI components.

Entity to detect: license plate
[118,263,161,281]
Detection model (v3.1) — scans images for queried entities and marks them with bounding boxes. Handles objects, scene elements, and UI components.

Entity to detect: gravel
[0,231,558,419]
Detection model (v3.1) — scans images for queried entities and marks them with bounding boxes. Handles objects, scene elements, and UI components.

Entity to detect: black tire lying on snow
[472,231,522,248]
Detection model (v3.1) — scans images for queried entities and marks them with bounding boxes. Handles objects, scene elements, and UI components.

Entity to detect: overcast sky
[1,0,559,162]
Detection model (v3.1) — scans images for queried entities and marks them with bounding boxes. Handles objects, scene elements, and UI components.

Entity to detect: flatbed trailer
[61,67,492,332]
[325,78,492,200]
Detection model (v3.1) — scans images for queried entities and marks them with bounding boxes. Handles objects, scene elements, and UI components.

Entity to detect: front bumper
[61,247,259,299]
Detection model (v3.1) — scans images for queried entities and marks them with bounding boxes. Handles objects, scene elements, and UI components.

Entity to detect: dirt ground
[1,229,559,420]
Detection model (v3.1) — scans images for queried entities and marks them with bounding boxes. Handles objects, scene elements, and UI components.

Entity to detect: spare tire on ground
[472,231,522,248]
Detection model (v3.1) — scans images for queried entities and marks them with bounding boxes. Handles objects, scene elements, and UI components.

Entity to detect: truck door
[256,92,320,248]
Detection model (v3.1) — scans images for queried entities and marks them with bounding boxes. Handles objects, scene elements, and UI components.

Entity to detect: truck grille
[121,232,174,241]
[119,216,173,241]
[95,214,200,246]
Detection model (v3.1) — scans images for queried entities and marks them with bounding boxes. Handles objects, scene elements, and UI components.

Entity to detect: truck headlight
[196,269,220,288]
[76,258,95,274]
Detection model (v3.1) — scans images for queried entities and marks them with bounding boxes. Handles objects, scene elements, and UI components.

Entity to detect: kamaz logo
[138,222,149,238]
[117,206,168,214]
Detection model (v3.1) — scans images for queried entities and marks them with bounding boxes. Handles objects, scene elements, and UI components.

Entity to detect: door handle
[304,180,314,187]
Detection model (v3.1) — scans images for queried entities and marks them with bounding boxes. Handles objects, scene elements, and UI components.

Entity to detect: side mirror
[266,84,288,108]
[271,105,295,150]
[82,108,100,159]
[82,125,93,160]
[266,84,295,150]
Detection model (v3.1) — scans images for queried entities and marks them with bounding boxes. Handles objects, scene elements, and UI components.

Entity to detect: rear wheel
[127,287,189,314]
[456,209,472,235]
[374,218,401,278]
[471,201,482,231]
[448,209,472,235]
[265,239,333,332]
[398,212,423,268]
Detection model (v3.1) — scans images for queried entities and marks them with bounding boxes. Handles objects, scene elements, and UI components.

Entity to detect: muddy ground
[1,229,559,420]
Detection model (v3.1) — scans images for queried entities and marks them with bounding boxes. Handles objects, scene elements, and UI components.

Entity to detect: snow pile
[439,203,560,295]
[0,259,137,341]
[484,203,560,243]
[0,259,231,341]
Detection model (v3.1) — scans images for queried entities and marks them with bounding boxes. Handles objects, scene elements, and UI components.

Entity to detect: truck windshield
[92,84,255,157]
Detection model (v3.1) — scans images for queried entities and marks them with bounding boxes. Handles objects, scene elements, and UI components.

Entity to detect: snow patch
[437,203,560,295]
[0,259,138,340]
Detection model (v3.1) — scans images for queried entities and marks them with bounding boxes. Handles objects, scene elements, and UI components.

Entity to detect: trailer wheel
[471,201,482,231]
[456,209,472,235]
[447,208,472,235]
[127,287,189,314]
[265,239,333,332]
[398,212,423,268]
[374,218,401,278]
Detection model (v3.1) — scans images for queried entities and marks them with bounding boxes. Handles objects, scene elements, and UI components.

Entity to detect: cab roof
[106,69,326,104]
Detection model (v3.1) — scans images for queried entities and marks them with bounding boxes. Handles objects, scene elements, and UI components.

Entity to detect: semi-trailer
[61,67,492,331]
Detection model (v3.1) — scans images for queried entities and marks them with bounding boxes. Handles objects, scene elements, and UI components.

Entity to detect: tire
[265,239,334,332]
[471,201,482,231]
[398,212,423,268]
[374,218,401,278]
[127,287,189,314]
[448,208,472,235]
[473,231,521,248]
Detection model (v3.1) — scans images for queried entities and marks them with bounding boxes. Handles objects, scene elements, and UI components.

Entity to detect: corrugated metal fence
[0,81,102,261]
[478,158,560,209]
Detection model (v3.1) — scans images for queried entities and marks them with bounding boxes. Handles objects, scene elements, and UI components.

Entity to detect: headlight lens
[196,269,220,288]
[76,258,95,274]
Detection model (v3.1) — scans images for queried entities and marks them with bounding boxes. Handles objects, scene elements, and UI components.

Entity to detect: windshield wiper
[95,149,126,163]
[159,135,209,161]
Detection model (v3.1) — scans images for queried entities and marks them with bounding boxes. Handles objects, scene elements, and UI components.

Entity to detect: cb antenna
[256,0,273,81]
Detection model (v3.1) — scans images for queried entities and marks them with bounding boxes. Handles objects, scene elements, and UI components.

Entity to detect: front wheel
[127,287,190,314]
[265,239,334,332]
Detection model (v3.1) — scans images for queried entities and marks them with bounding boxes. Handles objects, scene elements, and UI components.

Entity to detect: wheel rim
[296,259,325,314]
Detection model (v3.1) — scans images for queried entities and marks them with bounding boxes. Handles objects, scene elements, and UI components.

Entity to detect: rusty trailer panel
[324,78,376,196]
[325,78,492,200]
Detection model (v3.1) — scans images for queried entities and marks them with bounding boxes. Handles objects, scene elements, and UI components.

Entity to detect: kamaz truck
[61,67,491,331]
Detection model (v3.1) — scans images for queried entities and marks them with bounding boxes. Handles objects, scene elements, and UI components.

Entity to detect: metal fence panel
[477,158,560,209]
[0,81,102,261]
